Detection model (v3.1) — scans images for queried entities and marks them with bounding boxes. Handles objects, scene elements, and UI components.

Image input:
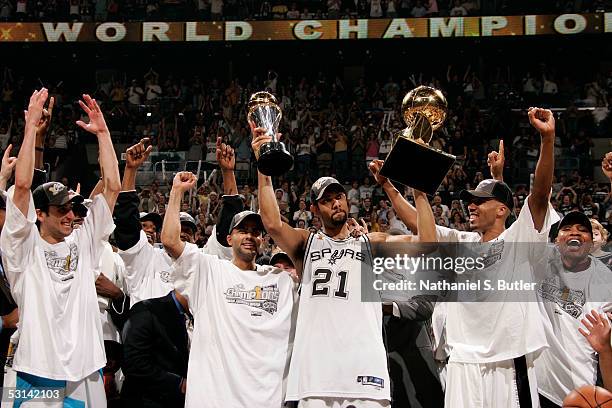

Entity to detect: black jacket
[385,296,444,408]
[121,292,189,408]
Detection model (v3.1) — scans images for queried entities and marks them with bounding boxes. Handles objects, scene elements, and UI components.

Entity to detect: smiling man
[1,90,121,406]
[535,211,612,408]
[161,171,299,408]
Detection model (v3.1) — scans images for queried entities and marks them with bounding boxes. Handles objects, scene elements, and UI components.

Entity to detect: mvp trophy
[247,91,294,176]
[379,86,456,195]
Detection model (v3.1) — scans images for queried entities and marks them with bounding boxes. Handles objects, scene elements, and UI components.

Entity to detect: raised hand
[25,88,49,129]
[579,309,612,354]
[126,138,153,169]
[36,96,54,137]
[602,152,612,181]
[250,124,278,155]
[172,171,197,193]
[0,144,17,182]
[528,107,555,139]
[216,137,235,171]
[368,159,389,186]
[347,217,369,238]
[487,139,505,181]
[76,94,109,136]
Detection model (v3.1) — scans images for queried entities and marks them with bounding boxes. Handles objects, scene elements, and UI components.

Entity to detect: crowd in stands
[0,59,610,253]
[0,0,609,22]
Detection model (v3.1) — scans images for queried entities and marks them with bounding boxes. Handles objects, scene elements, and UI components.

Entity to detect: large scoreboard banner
[0,13,610,42]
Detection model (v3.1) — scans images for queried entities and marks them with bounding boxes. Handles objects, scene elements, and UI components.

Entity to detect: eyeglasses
[469,197,493,206]
[50,203,74,216]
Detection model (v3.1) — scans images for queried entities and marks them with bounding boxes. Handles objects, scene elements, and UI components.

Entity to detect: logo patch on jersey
[357,376,384,389]
[224,284,280,315]
[159,270,172,283]
[45,243,78,279]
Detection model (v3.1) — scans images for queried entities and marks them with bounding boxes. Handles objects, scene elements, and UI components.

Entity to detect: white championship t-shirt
[173,243,298,408]
[438,196,559,363]
[97,241,126,343]
[535,253,612,405]
[118,230,174,307]
[1,193,113,381]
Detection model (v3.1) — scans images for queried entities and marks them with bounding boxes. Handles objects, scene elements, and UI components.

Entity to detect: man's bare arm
[14,89,48,216]
[75,95,121,211]
[35,96,53,170]
[252,128,308,264]
[122,138,153,192]
[0,144,17,191]
[161,172,197,259]
[216,137,238,195]
[526,108,555,232]
[369,159,419,233]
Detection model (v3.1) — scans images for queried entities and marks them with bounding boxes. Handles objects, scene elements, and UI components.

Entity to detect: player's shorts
[13,370,105,407]
[298,398,390,408]
[445,355,539,408]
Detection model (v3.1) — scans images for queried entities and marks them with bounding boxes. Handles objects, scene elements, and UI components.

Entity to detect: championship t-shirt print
[43,241,79,281]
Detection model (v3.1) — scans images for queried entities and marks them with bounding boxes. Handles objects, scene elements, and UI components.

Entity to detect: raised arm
[76,95,121,211]
[526,107,555,232]
[161,171,197,259]
[122,138,153,192]
[215,139,243,246]
[487,140,504,182]
[35,96,53,170]
[216,137,237,195]
[14,89,48,216]
[0,144,17,191]
[369,159,419,233]
[252,127,308,262]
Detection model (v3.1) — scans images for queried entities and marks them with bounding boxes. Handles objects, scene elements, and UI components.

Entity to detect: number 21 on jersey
[311,268,349,299]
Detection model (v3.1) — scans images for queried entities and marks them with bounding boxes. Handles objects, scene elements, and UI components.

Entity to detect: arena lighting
[146,112,152,117]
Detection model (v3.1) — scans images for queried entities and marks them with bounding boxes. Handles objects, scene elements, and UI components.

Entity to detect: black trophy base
[257,141,294,176]
[379,137,456,196]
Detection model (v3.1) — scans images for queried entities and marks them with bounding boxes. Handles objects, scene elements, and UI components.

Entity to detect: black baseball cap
[33,182,84,209]
[229,210,265,233]
[270,251,293,267]
[460,179,514,211]
[310,177,345,204]
[558,211,593,237]
[179,212,197,232]
[140,212,163,231]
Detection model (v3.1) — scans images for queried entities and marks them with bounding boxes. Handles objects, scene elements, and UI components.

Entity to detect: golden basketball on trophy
[247,91,294,176]
[379,85,456,195]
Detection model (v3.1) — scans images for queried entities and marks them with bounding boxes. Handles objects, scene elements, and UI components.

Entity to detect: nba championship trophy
[379,86,456,195]
[247,91,294,176]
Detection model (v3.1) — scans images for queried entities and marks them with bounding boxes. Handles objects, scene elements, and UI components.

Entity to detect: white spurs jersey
[286,232,390,402]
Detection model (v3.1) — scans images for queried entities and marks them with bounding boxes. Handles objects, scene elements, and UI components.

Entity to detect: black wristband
[35,147,44,152]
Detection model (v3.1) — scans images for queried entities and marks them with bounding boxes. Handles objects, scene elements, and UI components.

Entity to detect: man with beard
[252,127,437,408]
[115,137,242,306]
[161,172,298,407]
[534,211,612,407]
[369,107,558,408]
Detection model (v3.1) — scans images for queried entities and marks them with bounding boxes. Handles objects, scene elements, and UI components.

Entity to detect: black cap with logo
[558,211,593,237]
[33,182,84,209]
[460,179,514,211]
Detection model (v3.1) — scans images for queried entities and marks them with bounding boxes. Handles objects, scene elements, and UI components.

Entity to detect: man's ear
[310,204,319,215]
[36,209,44,223]
[226,234,233,246]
